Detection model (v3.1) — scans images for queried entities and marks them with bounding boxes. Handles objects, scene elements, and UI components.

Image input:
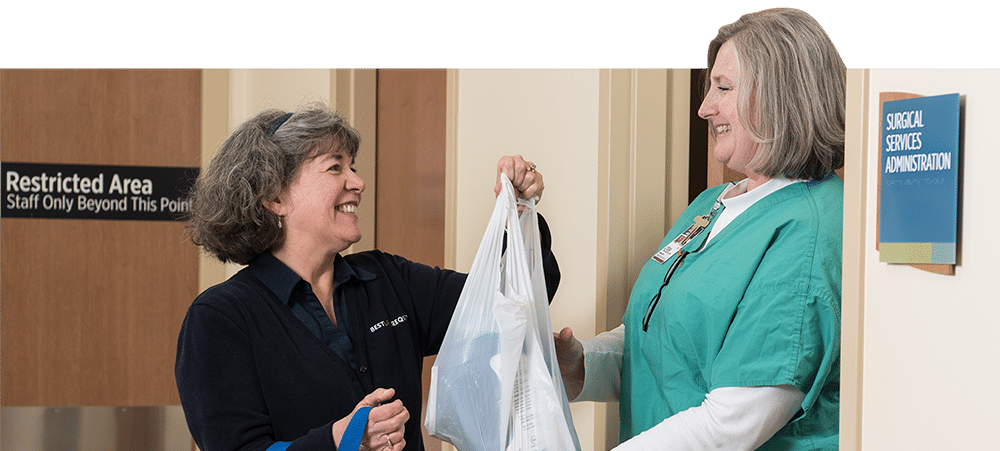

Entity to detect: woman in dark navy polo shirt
[176,103,558,451]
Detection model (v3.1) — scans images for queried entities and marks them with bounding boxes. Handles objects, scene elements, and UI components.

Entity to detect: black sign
[2,162,199,221]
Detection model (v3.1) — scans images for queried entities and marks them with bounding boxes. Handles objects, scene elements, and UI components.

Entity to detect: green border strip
[880,242,956,264]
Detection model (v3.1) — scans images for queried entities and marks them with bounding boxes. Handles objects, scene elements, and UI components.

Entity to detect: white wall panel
[861,69,1000,450]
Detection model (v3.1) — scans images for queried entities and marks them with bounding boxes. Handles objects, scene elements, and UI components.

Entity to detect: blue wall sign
[879,93,961,264]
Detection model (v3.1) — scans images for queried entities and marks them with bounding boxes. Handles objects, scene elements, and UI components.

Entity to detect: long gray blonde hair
[706,8,846,181]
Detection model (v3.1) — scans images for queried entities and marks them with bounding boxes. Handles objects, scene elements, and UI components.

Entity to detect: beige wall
[844,69,1000,450]
[228,69,332,122]
[840,68,868,451]
[451,69,604,450]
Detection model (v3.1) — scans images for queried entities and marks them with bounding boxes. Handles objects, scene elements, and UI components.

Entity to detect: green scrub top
[621,175,842,450]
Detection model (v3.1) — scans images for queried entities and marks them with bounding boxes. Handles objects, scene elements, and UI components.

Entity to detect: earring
[278,216,283,229]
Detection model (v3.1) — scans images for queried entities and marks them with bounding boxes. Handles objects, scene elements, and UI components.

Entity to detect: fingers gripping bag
[425,174,581,451]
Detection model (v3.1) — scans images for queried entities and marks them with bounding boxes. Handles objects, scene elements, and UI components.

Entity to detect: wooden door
[374,68,448,451]
[1,69,201,407]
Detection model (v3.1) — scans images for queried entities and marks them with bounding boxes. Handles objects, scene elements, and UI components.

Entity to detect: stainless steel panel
[1,406,191,451]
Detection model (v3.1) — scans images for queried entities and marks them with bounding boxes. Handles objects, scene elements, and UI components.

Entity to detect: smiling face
[268,144,365,256]
[698,39,760,180]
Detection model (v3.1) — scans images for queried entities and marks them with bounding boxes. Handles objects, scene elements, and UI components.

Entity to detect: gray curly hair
[185,102,361,264]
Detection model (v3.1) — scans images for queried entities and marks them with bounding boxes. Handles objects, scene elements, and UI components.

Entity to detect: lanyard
[650,189,727,264]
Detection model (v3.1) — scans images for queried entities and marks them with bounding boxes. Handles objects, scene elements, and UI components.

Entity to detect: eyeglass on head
[641,250,688,332]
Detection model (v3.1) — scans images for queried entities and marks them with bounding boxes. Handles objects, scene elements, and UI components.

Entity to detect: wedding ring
[528,163,536,172]
[386,435,392,449]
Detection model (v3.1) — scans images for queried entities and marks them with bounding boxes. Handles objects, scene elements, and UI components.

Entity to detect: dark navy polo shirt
[249,252,376,369]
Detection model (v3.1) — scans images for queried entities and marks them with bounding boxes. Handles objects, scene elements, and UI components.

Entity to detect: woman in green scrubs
[556,8,844,451]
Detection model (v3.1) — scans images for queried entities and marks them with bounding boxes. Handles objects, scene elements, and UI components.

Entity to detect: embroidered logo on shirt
[369,315,408,333]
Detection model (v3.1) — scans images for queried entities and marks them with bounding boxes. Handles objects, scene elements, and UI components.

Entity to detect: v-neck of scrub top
[704,177,802,247]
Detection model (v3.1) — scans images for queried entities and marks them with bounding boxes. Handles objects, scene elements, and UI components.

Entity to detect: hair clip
[266,113,293,137]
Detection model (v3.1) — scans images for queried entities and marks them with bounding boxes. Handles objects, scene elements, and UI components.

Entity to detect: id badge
[651,215,710,264]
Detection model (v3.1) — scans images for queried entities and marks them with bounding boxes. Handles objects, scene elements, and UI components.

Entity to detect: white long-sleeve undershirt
[576,325,805,450]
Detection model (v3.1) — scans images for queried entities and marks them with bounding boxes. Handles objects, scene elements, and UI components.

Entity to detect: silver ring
[528,163,536,172]
[386,435,392,449]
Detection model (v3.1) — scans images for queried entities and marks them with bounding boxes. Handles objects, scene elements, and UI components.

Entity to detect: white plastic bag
[426,174,580,451]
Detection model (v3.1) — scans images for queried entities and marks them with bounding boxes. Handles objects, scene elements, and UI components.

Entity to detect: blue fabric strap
[339,406,372,451]
[265,406,369,451]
